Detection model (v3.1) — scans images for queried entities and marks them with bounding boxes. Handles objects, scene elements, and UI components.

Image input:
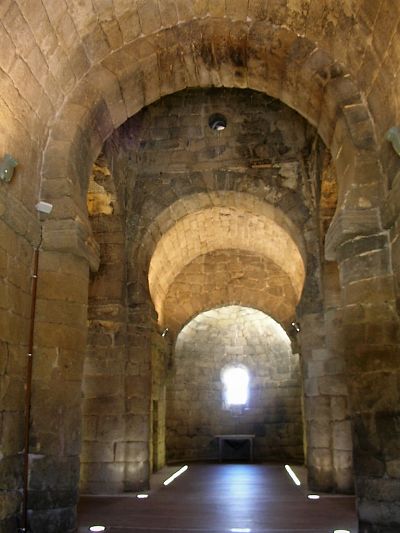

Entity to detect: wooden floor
[78,464,358,533]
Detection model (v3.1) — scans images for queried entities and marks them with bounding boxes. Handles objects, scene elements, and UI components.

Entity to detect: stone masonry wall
[81,158,129,494]
[163,249,298,336]
[0,194,40,532]
[108,86,321,331]
[82,153,170,494]
[166,306,303,463]
[111,87,316,262]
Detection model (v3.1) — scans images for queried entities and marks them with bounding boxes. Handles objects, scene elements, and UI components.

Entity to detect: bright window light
[285,464,301,486]
[89,527,106,532]
[163,465,188,486]
[137,494,149,499]
[307,494,320,500]
[222,366,249,406]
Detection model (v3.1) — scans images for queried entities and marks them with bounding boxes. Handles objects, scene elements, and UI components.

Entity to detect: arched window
[221,365,250,408]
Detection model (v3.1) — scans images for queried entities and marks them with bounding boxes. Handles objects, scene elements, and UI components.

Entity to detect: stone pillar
[322,261,353,493]
[298,256,352,493]
[337,230,400,532]
[26,220,99,533]
[81,302,128,494]
[150,325,170,472]
[80,204,128,494]
[123,298,154,491]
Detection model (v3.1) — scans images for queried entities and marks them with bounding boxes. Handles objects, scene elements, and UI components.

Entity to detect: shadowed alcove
[166,305,303,463]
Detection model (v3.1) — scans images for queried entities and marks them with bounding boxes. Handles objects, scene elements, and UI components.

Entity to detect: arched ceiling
[0,1,395,263]
[148,194,306,330]
[163,250,298,335]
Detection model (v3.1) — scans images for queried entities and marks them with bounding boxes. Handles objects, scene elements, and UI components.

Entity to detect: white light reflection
[89,527,106,532]
[333,530,350,533]
[163,465,188,486]
[137,494,149,499]
[230,529,251,533]
[307,494,320,500]
[284,464,301,486]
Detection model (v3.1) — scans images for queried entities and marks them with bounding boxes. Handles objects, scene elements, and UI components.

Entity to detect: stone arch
[144,191,306,330]
[162,249,299,337]
[39,18,383,264]
[27,13,396,533]
[167,304,303,463]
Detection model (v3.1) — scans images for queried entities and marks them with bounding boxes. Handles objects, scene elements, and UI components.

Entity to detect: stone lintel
[325,207,381,260]
[42,218,100,272]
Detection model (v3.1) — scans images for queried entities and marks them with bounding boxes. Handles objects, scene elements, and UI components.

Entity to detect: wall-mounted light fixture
[35,201,53,214]
[0,153,18,182]
[291,321,301,333]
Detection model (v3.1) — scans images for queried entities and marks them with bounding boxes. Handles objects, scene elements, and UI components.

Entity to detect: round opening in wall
[209,113,227,131]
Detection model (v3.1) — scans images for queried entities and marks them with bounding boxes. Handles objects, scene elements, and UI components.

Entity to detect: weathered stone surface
[1,5,400,532]
[167,306,303,463]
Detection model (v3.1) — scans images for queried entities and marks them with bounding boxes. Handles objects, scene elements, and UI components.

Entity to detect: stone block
[125,415,149,440]
[190,0,208,18]
[318,376,348,396]
[81,441,114,463]
[387,459,400,479]
[115,441,149,462]
[343,275,396,306]
[0,489,20,521]
[343,103,375,149]
[83,396,122,416]
[158,0,178,26]
[124,460,150,491]
[115,6,141,43]
[305,359,325,378]
[338,233,388,261]
[304,396,331,421]
[325,208,381,261]
[331,397,349,421]
[80,461,124,484]
[137,0,161,33]
[0,375,24,411]
[333,420,352,451]
[29,506,76,533]
[175,0,195,20]
[29,455,79,492]
[82,416,97,441]
[333,453,354,493]
[96,415,125,442]
[34,321,86,351]
[303,377,319,397]
[340,248,391,286]
[1,411,24,455]
[37,270,89,304]
[208,0,225,17]
[308,421,331,448]
[125,395,150,416]
[83,375,124,399]
[225,0,248,20]
[357,477,400,503]
[307,448,334,492]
